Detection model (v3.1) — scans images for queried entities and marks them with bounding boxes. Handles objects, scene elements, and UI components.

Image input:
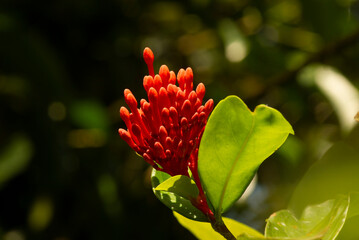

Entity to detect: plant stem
[190,180,236,239]
[190,165,236,239]
[209,215,236,240]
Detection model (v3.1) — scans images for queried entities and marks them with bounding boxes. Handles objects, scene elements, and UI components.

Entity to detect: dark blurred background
[0,0,359,239]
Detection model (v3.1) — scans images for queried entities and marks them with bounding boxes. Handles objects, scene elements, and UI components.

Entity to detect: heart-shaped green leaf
[265,195,349,240]
[151,169,208,222]
[198,96,293,215]
[174,211,263,240]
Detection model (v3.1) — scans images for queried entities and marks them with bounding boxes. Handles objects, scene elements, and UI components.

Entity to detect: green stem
[209,214,236,240]
[190,161,236,239]
[191,191,236,240]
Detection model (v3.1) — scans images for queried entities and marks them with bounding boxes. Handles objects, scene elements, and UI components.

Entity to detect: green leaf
[289,142,359,214]
[198,96,293,215]
[265,195,349,240]
[288,127,359,240]
[151,169,208,222]
[174,211,263,240]
[336,192,359,240]
[155,175,199,200]
[348,192,359,219]
[236,235,266,240]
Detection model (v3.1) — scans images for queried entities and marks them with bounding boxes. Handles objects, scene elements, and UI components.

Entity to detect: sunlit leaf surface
[1,0,359,238]
[265,196,349,240]
[174,211,263,240]
[198,96,293,214]
[155,175,199,200]
[289,127,359,239]
[151,169,207,222]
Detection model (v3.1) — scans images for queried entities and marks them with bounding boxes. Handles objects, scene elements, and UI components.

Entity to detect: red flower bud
[119,48,213,178]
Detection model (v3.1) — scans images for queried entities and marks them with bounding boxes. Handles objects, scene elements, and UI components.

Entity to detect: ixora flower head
[118,47,214,177]
[117,48,295,240]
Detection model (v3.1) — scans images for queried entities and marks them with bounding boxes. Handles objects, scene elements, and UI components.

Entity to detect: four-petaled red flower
[118,47,213,177]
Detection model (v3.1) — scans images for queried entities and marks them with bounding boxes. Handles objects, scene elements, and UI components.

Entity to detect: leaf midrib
[216,111,255,216]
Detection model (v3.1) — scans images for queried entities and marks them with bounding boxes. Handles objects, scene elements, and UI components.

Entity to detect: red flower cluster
[118,48,213,177]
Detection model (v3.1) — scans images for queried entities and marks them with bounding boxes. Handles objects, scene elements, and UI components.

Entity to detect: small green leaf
[265,195,349,240]
[337,192,359,240]
[198,96,293,215]
[155,175,199,200]
[174,211,263,240]
[151,169,208,222]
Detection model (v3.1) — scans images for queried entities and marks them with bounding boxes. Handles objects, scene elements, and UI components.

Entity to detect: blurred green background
[0,0,359,239]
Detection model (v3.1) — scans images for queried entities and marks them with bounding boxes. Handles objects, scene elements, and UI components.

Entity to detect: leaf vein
[217,111,255,216]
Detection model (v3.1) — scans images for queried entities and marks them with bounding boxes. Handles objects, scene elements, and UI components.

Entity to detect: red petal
[148,87,162,129]
[159,65,170,87]
[181,100,192,119]
[191,112,199,123]
[158,87,170,109]
[118,128,138,151]
[143,153,155,166]
[119,107,131,128]
[124,89,132,98]
[176,89,186,108]
[165,137,173,150]
[154,141,166,158]
[132,123,145,146]
[142,101,156,133]
[169,107,179,126]
[124,91,138,112]
[143,76,153,92]
[194,99,202,111]
[161,108,171,128]
[204,99,214,117]
[177,69,186,90]
[159,126,168,145]
[167,84,178,106]
[143,47,154,77]
[196,83,206,102]
[185,67,193,94]
[188,91,198,106]
[153,75,162,91]
[165,149,172,158]
[169,71,176,85]
[180,117,189,131]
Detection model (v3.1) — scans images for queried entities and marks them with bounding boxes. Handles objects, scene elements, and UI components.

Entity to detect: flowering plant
[118,48,355,240]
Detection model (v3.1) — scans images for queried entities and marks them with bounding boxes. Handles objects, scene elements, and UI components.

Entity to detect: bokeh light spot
[225,41,247,63]
[67,129,107,148]
[28,197,53,231]
[4,230,24,240]
[48,102,66,121]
